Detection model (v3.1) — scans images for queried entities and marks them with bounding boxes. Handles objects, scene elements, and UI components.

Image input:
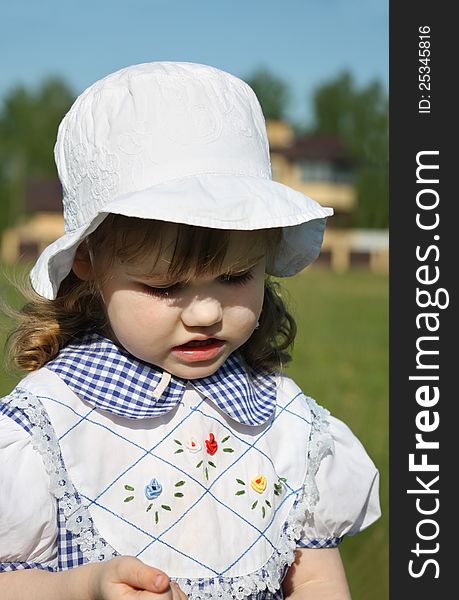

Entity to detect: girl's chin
[166,355,229,380]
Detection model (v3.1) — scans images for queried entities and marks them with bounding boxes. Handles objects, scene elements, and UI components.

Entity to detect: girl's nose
[180,296,223,328]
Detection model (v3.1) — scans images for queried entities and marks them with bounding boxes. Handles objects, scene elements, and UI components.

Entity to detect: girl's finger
[114,556,170,593]
[122,581,188,600]
[170,582,189,599]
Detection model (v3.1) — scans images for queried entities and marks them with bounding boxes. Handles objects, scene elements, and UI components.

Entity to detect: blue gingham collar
[46,331,277,426]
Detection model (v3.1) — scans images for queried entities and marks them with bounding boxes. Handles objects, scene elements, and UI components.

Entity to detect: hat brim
[30,173,333,299]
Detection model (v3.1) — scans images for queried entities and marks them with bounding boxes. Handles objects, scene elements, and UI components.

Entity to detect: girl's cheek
[244,279,265,312]
[106,291,150,325]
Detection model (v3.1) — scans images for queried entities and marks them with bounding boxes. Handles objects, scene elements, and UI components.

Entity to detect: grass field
[0,265,388,599]
[283,269,388,600]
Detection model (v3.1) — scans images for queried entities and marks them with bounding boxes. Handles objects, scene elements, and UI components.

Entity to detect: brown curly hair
[6,216,297,374]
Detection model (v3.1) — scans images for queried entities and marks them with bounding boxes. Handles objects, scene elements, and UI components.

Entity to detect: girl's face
[86,229,266,379]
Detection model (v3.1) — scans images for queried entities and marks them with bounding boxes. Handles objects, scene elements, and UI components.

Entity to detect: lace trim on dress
[3,388,118,566]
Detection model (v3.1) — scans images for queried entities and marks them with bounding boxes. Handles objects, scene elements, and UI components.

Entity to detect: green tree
[311,71,388,228]
[245,67,290,120]
[0,78,74,233]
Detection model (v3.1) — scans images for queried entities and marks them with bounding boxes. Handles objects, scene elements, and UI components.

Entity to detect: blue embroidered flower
[145,478,163,500]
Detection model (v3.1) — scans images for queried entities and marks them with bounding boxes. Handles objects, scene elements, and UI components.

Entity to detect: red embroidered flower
[205,433,218,455]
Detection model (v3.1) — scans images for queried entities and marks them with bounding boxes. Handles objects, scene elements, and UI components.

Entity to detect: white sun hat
[30,61,333,299]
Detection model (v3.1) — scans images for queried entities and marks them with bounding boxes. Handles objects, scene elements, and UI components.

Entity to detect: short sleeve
[0,413,58,564]
[298,415,381,548]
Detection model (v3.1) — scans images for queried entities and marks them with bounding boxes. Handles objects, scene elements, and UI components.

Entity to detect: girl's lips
[171,338,225,362]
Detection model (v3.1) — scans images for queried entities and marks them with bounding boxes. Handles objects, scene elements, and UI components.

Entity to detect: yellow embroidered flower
[250,475,267,494]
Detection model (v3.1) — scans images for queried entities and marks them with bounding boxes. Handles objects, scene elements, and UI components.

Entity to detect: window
[298,160,332,182]
[298,160,353,183]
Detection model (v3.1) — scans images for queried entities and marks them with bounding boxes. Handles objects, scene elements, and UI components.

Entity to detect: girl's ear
[72,242,94,281]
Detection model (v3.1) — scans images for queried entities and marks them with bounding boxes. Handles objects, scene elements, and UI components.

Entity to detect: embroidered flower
[185,437,202,453]
[145,478,163,500]
[250,475,267,494]
[235,476,277,519]
[205,433,218,455]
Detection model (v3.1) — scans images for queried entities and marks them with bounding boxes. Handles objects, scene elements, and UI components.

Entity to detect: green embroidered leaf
[279,477,287,483]
[175,481,186,487]
[236,479,245,485]
[161,505,171,511]
[174,439,182,445]
[265,500,272,508]
[274,490,280,496]
[262,506,266,518]
[251,500,258,510]
[124,496,134,503]
[205,467,209,480]
[196,460,203,468]
[155,511,159,524]
[146,503,153,512]
[174,492,184,498]
[221,435,230,443]
[124,485,134,491]
[208,461,216,468]
[235,490,246,496]
[223,448,234,453]
[174,448,184,454]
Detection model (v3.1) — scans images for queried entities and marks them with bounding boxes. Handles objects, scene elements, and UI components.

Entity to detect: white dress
[0,332,380,599]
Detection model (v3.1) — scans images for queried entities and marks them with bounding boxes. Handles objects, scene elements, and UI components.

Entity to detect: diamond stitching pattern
[43,388,308,574]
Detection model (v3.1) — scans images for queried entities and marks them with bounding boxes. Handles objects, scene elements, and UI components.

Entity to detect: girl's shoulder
[0,378,58,566]
[274,373,332,428]
[274,372,381,543]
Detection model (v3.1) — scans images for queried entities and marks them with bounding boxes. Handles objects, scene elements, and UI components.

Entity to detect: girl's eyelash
[218,270,254,285]
[141,283,182,297]
[140,270,254,297]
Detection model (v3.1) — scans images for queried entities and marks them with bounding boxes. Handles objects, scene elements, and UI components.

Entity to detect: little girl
[0,62,380,599]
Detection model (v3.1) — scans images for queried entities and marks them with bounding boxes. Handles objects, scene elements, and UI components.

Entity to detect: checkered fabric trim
[56,495,87,570]
[0,402,32,434]
[0,561,55,572]
[193,354,276,425]
[297,537,343,549]
[46,332,276,425]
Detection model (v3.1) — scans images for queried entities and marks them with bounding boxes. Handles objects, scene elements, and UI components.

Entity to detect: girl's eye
[141,283,182,297]
[219,270,254,286]
[139,269,254,296]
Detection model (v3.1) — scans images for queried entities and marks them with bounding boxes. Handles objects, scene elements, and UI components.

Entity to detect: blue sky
[1,0,388,124]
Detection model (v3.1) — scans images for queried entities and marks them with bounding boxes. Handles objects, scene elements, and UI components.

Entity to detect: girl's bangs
[90,216,279,281]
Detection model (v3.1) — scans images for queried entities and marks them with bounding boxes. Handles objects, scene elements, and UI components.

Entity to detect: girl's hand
[90,556,188,599]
